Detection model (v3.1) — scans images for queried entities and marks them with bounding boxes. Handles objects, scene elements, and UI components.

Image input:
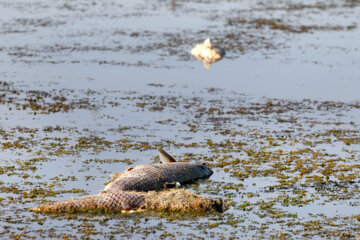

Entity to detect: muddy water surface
[1,0,360,239]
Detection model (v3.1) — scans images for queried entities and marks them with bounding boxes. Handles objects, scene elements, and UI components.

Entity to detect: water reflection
[171,0,175,11]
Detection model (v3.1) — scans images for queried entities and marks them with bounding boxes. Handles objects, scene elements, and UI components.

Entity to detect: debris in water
[191,38,225,69]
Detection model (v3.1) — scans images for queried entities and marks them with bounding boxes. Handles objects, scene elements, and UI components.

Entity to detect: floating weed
[1,82,360,238]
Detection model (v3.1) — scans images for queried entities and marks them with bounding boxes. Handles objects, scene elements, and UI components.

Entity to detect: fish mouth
[208,168,214,177]
[198,163,213,178]
[210,198,228,212]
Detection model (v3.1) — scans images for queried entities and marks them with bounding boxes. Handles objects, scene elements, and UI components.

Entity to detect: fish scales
[31,153,221,213]
[32,192,146,212]
[31,189,226,213]
[94,192,145,210]
[104,162,213,192]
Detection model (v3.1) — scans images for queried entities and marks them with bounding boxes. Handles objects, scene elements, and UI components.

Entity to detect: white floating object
[191,38,225,69]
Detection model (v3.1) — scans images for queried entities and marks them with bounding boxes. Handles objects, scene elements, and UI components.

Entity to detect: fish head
[210,198,228,212]
[197,163,213,178]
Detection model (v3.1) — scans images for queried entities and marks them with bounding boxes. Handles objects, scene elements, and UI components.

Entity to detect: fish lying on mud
[103,162,213,192]
[30,189,226,213]
[31,148,226,213]
[103,147,213,192]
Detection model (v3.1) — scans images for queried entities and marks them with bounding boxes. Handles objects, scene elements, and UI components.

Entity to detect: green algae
[0,4,360,235]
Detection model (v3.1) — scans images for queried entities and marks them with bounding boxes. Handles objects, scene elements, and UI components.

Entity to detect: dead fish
[103,162,213,192]
[30,189,227,213]
[30,148,224,214]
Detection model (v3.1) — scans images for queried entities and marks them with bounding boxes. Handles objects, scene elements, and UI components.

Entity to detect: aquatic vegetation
[0,83,359,238]
[1,0,360,238]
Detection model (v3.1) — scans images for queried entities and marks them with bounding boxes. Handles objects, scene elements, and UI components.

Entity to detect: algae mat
[0,0,360,239]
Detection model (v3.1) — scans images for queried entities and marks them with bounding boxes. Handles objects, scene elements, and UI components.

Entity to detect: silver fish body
[103,162,213,192]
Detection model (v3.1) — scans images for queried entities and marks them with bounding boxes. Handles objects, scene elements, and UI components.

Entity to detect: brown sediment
[226,17,356,33]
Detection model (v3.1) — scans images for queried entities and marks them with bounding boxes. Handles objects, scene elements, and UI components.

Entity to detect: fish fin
[104,180,114,191]
[210,198,228,212]
[103,184,110,191]
[157,147,177,163]
[110,172,123,180]
[163,181,181,189]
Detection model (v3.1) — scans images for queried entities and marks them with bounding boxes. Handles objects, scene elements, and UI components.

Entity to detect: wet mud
[0,0,360,239]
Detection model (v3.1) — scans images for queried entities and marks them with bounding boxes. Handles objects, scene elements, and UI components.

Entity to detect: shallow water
[1,0,360,239]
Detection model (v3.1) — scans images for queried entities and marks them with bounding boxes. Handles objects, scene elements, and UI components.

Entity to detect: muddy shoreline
[1,0,360,239]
